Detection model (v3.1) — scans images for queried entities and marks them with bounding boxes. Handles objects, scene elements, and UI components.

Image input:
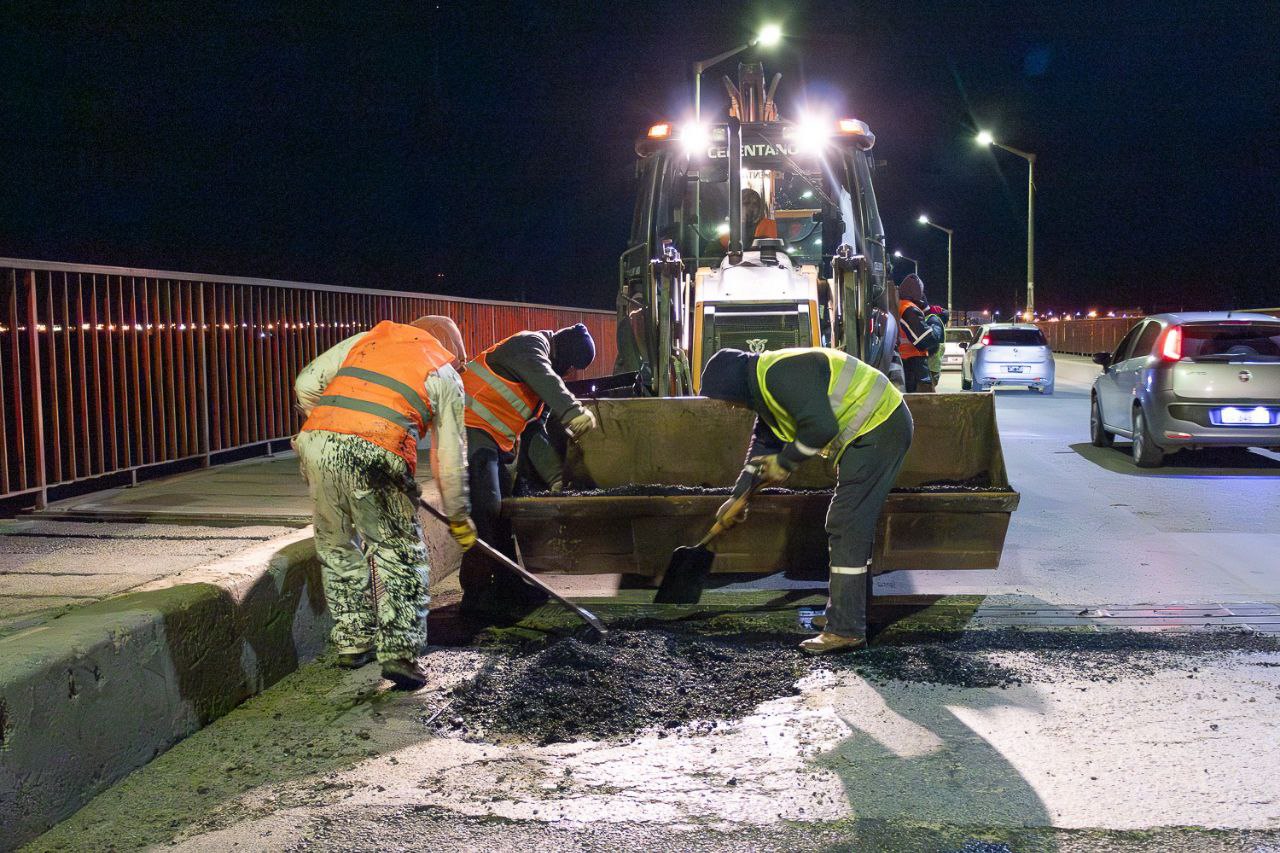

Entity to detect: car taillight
[980,335,991,346]
[1160,325,1182,361]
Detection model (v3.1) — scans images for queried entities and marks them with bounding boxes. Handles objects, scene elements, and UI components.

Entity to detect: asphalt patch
[439,629,807,744]
[539,477,1011,498]
[437,626,1280,744]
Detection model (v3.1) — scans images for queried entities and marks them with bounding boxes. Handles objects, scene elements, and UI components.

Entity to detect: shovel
[654,466,766,604]
[417,498,608,638]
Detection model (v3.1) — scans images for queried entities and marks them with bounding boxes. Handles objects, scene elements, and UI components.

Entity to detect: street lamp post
[976,131,1036,316]
[892,250,919,276]
[916,215,954,319]
[693,24,782,124]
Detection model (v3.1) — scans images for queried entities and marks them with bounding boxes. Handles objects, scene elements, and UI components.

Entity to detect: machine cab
[616,63,891,395]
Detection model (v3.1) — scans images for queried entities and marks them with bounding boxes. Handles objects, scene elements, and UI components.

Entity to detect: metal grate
[706,307,809,362]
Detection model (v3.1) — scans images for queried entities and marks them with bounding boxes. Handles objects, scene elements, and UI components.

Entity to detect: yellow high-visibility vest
[755,348,902,459]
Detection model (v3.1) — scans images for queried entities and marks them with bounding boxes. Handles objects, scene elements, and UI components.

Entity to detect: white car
[942,327,972,370]
[962,323,1056,394]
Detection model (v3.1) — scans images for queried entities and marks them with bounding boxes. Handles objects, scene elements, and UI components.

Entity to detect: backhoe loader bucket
[502,394,1018,580]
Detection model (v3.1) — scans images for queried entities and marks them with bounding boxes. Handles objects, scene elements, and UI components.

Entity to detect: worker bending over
[294,320,475,690]
[461,324,598,611]
[700,346,912,654]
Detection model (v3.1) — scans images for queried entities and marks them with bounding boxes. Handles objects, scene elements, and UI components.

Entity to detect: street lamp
[693,24,784,123]
[892,250,918,275]
[977,130,1036,315]
[916,214,954,318]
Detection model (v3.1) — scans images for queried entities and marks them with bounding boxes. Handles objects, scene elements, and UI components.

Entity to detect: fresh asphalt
[877,355,1280,604]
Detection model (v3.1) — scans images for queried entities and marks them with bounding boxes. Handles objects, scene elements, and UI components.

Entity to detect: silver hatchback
[962,323,1056,394]
[1090,312,1280,467]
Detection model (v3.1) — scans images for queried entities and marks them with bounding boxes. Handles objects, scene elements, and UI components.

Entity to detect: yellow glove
[448,516,477,551]
[565,409,598,440]
[749,454,792,485]
[715,496,749,530]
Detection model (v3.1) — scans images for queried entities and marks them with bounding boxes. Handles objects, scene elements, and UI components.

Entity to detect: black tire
[1090,396,1113,447]
[1040,383,1054,396]
[961,374,972,391]
[1131,407,1164,468]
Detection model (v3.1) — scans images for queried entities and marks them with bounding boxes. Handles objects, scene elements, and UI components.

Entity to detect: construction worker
[700,346,912,654]
[293,320,475,690]
[718,187,779,251]
[897,274,941,392]
[460,324,598,611]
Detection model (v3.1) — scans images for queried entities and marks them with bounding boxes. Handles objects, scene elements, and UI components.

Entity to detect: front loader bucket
[503,394,1018,578]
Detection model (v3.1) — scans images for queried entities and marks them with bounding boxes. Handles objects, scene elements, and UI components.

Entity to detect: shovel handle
[416,498,608,637]
[700,471,766,546]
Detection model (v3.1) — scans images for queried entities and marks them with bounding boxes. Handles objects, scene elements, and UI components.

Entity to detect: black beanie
[700,348,752,403]
[551,323,596,372]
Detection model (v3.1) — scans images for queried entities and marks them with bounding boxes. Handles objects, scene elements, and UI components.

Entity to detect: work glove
[401,475,423,500]
[749,453,792,485]
[715,496,749,531]
[448,515,477,551]
[565,409,598,440]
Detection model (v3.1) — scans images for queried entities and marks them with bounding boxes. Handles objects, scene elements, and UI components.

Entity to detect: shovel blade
[653,544,716,604]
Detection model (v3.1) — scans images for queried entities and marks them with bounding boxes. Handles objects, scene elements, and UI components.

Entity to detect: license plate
[1006,365,1025,374]
[945,356,961,364]
[1217,406,1272,425]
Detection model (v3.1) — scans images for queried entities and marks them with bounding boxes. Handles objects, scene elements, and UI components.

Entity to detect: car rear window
[987,328,1046,346]
[1182,322,1280,360]
[945,329,973,343]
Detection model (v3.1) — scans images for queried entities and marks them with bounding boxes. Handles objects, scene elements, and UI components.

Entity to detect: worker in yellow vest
[699,346,912,654]
[460,324,598,611]
[294,320,475,690]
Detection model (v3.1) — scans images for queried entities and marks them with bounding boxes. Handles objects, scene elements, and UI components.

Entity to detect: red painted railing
[1,259,616,507]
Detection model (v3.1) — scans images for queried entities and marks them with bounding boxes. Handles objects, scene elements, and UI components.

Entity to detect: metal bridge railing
[1,259,616,507]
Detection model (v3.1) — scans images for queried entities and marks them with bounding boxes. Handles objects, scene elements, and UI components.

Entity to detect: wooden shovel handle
[701,475,765,545]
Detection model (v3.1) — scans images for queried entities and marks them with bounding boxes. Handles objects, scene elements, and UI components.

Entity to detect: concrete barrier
[0,530,330,850]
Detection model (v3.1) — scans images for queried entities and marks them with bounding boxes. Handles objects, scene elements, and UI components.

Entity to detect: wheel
[1090,396,1113,447]
[1131,407,1164,468]
[1039,383,1054,396]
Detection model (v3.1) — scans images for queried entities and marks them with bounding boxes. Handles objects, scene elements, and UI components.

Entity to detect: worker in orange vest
[461,324,598,612]
[897,274,941,392]
[294,320,474,690]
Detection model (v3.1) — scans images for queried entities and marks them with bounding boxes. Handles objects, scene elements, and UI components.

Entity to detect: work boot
[336,649,376,669]
[381,658,430,691]
[799,632,866,655]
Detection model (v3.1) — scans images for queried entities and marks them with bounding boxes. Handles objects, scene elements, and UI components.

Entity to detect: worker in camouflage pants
[294,320,473,690]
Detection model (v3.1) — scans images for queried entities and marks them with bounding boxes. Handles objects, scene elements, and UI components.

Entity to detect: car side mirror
[1092,352,1112,367]
[959,341,969,350]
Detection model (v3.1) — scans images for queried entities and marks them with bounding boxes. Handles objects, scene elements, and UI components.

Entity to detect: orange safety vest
[462,336,545,452]
[897,298,928,360]
[720,218,779,249]
[300,321,455,471]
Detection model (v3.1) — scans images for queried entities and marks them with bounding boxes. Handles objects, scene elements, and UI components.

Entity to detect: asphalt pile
[536,477,1011,498]
[439,629,807,745]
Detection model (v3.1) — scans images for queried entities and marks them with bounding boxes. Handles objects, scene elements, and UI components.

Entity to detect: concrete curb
[0,529,330,850]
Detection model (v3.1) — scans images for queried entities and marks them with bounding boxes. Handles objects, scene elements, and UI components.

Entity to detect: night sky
[1,1,1276,313]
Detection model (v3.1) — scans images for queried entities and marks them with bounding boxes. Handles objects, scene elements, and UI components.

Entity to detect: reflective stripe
[334,366,431,426]
[314,395,419,438]
[832,371,892,449]
[467,361,534,420]
[831,564,868,575]
[828,356,860,409]
[465,393,519,442]
[793,439,822,457]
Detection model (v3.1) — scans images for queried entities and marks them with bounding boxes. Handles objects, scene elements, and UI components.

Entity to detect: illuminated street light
[892,250,919,275]
[757,23,783,47]
[977,130,1037,315]
[916,213,955,318]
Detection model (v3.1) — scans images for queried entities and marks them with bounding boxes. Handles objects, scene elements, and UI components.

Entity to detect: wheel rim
[1133,413,1144,459]
[1091,401,1100,436]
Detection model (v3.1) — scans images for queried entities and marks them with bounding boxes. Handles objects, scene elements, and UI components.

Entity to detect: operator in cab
[699,346,913,654]
[460,324,599,613]
[718,187,779,251]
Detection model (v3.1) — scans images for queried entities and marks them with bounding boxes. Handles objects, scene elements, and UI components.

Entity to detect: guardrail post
[26,270,48,508]
[198,282,211,467]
